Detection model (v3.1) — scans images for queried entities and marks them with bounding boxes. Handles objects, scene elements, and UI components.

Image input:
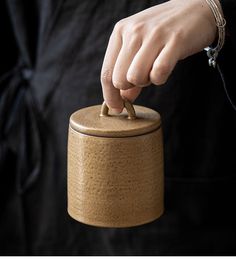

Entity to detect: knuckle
[148,25,165,42]
[113,19,126,33]
[171,28,185,44]
[101,69,113,85]
[151,25,163,35]
[130,22,144,34]
[125,21,144,38]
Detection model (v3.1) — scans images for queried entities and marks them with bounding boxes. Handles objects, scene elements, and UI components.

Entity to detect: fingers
[150,40,179,85]
[101,18,180,112]
[101,27,124,113]
[112,35,142,90]
[101,0,214,110]
[125,38,177,88]
[127,39,164,87]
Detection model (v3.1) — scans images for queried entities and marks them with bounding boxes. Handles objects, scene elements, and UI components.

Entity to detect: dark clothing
[0,0,236,255]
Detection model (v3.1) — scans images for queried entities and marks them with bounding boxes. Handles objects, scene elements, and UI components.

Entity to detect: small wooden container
[68,101,164,227]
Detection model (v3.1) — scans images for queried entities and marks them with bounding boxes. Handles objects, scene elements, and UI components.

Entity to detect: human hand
[100,0,218,113]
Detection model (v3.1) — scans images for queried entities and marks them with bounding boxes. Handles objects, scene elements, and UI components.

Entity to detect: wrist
[204,0,226,67]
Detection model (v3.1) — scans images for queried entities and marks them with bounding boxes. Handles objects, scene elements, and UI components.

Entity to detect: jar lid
[70,101,161,138]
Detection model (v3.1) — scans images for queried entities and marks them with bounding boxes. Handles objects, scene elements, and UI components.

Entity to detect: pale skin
[101,0,220,113]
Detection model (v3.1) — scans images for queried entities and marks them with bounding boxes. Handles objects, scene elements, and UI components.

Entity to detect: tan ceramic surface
[68,103,164,227]
[70,105,161,137]
[68,104,164,227]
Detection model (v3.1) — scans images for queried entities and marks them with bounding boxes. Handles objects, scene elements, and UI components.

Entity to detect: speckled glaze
[67,103,164,227]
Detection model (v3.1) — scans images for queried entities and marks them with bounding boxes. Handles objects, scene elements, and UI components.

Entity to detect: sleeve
[216,0,236,111]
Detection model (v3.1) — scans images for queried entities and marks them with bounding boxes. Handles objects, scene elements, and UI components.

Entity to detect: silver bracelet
[204,0,226,68]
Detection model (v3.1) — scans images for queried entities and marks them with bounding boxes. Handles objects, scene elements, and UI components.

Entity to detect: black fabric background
[0,0,236,255]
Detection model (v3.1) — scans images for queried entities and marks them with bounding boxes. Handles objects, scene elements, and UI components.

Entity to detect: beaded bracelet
[204,0,226,68]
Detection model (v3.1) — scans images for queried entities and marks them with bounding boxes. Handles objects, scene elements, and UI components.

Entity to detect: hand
[100,0,218,113]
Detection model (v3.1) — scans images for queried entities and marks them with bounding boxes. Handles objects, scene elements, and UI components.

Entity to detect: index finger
[100,27,124,113]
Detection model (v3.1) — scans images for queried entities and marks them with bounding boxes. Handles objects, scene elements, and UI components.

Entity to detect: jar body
[67,125,164,227]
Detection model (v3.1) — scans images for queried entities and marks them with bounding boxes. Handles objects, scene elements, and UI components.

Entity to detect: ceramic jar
[67,101,164,227]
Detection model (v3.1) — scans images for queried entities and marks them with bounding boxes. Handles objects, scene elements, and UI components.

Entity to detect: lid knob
[100,99,136,120]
